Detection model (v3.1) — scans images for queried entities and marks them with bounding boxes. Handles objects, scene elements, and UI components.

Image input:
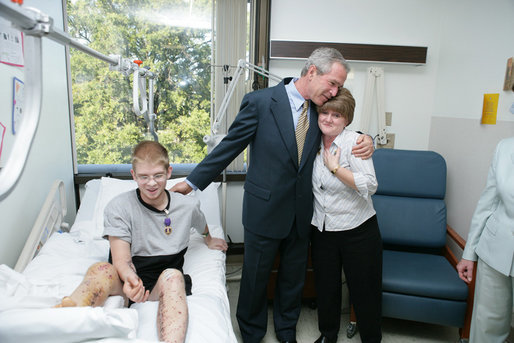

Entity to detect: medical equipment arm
[0,2,158,199]
[205,59,282,146]
[360,67,387,145]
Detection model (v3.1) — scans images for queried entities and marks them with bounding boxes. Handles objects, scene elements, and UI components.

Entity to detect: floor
[226,255,467,343]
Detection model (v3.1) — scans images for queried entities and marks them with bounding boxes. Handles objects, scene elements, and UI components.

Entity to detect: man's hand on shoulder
[352,134,374,160]
[170,181,193,194]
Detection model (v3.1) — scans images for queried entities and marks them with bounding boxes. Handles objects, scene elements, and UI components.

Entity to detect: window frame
[65,0,269,179]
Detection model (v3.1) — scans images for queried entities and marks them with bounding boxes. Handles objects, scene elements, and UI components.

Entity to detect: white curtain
[213,0,248,171]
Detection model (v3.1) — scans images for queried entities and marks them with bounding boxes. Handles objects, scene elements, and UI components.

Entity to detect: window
[67,0,213,165]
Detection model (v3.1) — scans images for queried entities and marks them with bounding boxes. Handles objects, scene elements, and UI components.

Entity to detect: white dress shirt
[285,77,310,128]
[311,129,378,232]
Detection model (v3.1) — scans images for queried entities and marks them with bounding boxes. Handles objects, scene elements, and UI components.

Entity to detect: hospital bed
[0,177,237,343]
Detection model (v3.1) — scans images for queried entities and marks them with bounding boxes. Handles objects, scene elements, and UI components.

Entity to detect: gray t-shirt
[102,189,206,257]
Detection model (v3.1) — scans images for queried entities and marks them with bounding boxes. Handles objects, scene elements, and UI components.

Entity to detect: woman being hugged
[311,88,382,343]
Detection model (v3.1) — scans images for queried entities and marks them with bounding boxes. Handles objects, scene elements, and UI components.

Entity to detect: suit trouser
[236,225,310,343]
[311,216,383,343]
[470,258,514,343]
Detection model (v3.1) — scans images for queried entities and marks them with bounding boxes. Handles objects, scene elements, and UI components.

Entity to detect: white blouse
[311,129,378,232]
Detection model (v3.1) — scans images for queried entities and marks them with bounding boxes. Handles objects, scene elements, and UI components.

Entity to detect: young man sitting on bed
[55,140,228,343]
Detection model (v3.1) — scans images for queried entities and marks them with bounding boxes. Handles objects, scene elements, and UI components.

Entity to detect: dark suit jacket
[188,78,321,239]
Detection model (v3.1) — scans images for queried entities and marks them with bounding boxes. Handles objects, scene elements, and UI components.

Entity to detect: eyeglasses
[136,173,167,183]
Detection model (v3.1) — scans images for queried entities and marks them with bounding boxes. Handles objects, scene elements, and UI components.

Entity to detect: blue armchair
[348,148,475,342]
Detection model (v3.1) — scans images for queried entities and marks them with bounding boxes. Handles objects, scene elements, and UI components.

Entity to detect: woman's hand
[323,147,341,172]
[456,259,474,284]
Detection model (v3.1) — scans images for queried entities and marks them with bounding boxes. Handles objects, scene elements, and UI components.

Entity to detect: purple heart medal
[164,209,172,235]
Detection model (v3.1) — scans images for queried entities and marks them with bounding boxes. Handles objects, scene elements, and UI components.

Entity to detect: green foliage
[68,0,212,164]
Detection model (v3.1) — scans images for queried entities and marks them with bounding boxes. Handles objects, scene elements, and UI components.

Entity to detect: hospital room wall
[269,0,514,249]
[0,0,75,268]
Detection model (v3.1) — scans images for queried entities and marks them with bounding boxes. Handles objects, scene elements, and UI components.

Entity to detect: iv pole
[0,1,158,199]
[203,59,282,151]
[204,59,282,240]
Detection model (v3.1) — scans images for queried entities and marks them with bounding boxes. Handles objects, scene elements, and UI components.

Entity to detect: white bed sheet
[0,178,237,343]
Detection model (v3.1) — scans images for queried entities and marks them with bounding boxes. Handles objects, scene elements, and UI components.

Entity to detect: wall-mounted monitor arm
[0,1,158,199]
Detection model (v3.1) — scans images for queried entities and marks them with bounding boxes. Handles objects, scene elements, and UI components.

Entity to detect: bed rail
[14,180,69,272]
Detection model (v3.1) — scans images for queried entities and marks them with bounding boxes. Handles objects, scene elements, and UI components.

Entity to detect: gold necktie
[295,100,309,164]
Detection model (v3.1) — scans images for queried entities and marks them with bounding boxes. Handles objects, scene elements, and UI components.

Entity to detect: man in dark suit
[171,47,373,343]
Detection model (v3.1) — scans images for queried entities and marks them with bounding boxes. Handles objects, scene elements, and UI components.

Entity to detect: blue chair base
[383,291,467,328]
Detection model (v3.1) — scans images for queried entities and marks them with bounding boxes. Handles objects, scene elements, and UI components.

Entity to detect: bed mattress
[0,178,237,343]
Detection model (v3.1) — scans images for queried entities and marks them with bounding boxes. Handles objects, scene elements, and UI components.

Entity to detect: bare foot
[54,296,77,308]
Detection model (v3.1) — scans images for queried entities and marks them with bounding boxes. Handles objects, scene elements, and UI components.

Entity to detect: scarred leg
[149,268,188,343]
[55,262,123,307]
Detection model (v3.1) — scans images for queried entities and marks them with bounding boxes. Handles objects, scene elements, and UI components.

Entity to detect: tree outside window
[68,0,212,165]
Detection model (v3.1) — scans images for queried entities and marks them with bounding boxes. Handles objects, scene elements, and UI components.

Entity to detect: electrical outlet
[377,133,395,149]
[385,112,392,126]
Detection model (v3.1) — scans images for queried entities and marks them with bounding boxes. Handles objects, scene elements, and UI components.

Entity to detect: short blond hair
[131,141,169,171]
[316,88,355,125]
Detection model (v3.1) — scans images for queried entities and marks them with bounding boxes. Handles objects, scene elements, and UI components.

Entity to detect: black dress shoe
[314,335,337,343]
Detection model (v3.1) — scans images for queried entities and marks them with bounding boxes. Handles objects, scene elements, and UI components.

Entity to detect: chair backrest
[372,149,447,250]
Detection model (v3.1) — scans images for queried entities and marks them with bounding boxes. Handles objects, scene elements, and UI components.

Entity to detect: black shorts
[109,247,193,297]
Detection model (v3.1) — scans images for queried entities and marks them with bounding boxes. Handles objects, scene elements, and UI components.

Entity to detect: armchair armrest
[444,224,477,340]
[444,224,466,268]
[446,224,466,250]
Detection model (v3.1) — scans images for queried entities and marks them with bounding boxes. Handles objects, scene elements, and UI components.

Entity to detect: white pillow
[194,181,222,228]
[74,179,101,223]
[93,177,139,238]
[86,177,221,239]
[0,307,138,343]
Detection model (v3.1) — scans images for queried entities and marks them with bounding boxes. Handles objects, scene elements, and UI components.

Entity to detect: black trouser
[236,225,310,343]
[311,215,383,343]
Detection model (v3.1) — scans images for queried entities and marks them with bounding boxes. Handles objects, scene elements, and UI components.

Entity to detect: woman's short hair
[131,141,169,171]
[317,88,356,125]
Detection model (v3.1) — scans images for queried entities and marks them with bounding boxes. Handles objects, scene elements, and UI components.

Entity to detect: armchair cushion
[373,195,446,248]
[373,149,446,199]
[382,250,468,301]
